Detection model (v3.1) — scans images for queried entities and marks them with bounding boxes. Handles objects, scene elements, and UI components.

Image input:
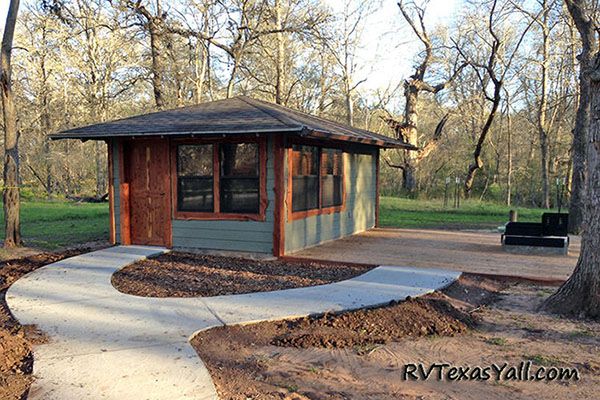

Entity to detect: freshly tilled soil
[112,252,374,297]
[192,275,503,399]
[270,295,476,349]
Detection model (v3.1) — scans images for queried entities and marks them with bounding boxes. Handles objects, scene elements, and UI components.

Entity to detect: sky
[0,2,8,30]
[0,0,459,99]
[333,0,459,92]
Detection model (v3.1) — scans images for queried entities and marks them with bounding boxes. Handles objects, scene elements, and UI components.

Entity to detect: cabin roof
[50,96,415,149]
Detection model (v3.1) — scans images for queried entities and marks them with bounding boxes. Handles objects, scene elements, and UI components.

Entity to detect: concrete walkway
[7,246,461,400]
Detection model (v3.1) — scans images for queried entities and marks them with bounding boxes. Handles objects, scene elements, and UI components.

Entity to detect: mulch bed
[191,274,507,399]
[112,252,374,297]
[0,248,97,400]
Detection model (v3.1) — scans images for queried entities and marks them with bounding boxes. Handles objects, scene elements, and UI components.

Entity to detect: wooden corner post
[375,148,380,228]
[118,140,131,245]
[273,134,286,257]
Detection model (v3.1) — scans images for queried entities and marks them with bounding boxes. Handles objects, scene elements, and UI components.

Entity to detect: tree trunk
[95,141,103,197]
[538,4,551,208]
[541,52,600,317]
[402,82,420,145]
[506,105,513,206]
[399,83,419,192]
[402,163,417,193]
[41,88,52,196]
[344,73,353,126]
[149,24,165,109]
[226,58,239,99]
[565,0,597,233]
[1,0,21,248]
[39,27,52,197]
[194,20,209,104]
[465,82,502,194]
[540,129,550,207]
[274,0,285,105]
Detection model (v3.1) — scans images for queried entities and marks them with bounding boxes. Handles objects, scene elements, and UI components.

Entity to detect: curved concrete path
[7,246,461,400]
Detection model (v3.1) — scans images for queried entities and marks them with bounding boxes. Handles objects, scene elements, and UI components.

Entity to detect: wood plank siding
[111,135,377,255]
[284,146,377,254]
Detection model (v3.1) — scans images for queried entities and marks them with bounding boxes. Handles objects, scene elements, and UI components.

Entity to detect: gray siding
[112,135,377,255]
[171,136,275,253]
[284,147,377,253]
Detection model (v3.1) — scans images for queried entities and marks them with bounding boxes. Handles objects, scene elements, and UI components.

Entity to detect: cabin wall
[112,136,377,255]
[284,145,377,254]
[170,136,275,253]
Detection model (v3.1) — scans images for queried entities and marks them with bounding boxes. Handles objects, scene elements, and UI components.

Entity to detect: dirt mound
[113,252,373,297]
[271,296,475,350]
[192,276,495,399]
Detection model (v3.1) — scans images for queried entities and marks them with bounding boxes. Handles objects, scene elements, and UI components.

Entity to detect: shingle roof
[51,96,415,149]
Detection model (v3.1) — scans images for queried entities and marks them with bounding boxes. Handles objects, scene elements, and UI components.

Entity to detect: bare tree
[170,0,323,99]
[331,0,370,126]
[512,0,560,208]
[274,0,285,104]
[118,0,168,109]
[1,0,22,247]
[455,0,536,195]
[564,0,598,233]
[382,0,464,193]
[541,50,600,317]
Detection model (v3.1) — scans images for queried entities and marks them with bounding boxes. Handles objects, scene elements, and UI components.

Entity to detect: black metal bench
[501,213,569,254]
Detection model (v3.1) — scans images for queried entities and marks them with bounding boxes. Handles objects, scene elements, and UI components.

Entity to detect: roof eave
[49,126,305,141]
[49,125,417,150]
[304,130,417,150]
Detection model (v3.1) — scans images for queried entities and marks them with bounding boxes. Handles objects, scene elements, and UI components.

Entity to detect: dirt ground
[293,228,580,281]
[113,252,373,297]
[193,275,600,400]
[0,247,101,400]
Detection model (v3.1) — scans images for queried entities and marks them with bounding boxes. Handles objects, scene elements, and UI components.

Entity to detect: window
[220,143,259,214]
[291,145,319,212]
[177,144,213,212]
[321,148,343,207]
[290,144,344,215]
[174,139,264,219]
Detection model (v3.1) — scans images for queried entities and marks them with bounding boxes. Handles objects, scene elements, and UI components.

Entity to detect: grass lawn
[0,200,109,250]
[0,197,554,251]
[379,196,553,230]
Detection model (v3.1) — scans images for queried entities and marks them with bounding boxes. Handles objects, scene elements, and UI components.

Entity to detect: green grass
[379,197,552,230]
[0,200,109,250]
[0,196,552,251]
[525,353,562,367]
[485,337,509,346]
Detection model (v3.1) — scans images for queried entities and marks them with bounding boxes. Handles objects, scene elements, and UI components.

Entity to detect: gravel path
[6,246,460,400]
[294,228,580,281]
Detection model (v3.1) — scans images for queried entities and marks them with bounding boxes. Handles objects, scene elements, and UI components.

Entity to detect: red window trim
[170,136,268,222]
[286,139,346,222]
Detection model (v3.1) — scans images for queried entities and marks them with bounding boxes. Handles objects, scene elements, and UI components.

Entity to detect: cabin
[51,96,414,256]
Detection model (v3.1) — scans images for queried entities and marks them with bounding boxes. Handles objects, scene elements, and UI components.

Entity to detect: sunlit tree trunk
[274,0,285,105]
[538,0,551,208]
[541,51,600,317]
[1,0,21,248]
[565,0,597,233]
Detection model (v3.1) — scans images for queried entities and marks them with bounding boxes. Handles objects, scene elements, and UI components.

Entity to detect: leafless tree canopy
[0,0,597,212]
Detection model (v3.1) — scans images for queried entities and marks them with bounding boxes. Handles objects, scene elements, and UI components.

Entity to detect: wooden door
[125,139,172,247]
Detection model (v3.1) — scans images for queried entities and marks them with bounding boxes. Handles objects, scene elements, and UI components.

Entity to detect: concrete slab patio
[291,228,581,282]
[6,246,460,400]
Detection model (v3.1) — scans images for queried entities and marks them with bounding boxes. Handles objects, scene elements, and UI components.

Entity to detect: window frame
[171,136,267,221]
[287,138,346,221]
